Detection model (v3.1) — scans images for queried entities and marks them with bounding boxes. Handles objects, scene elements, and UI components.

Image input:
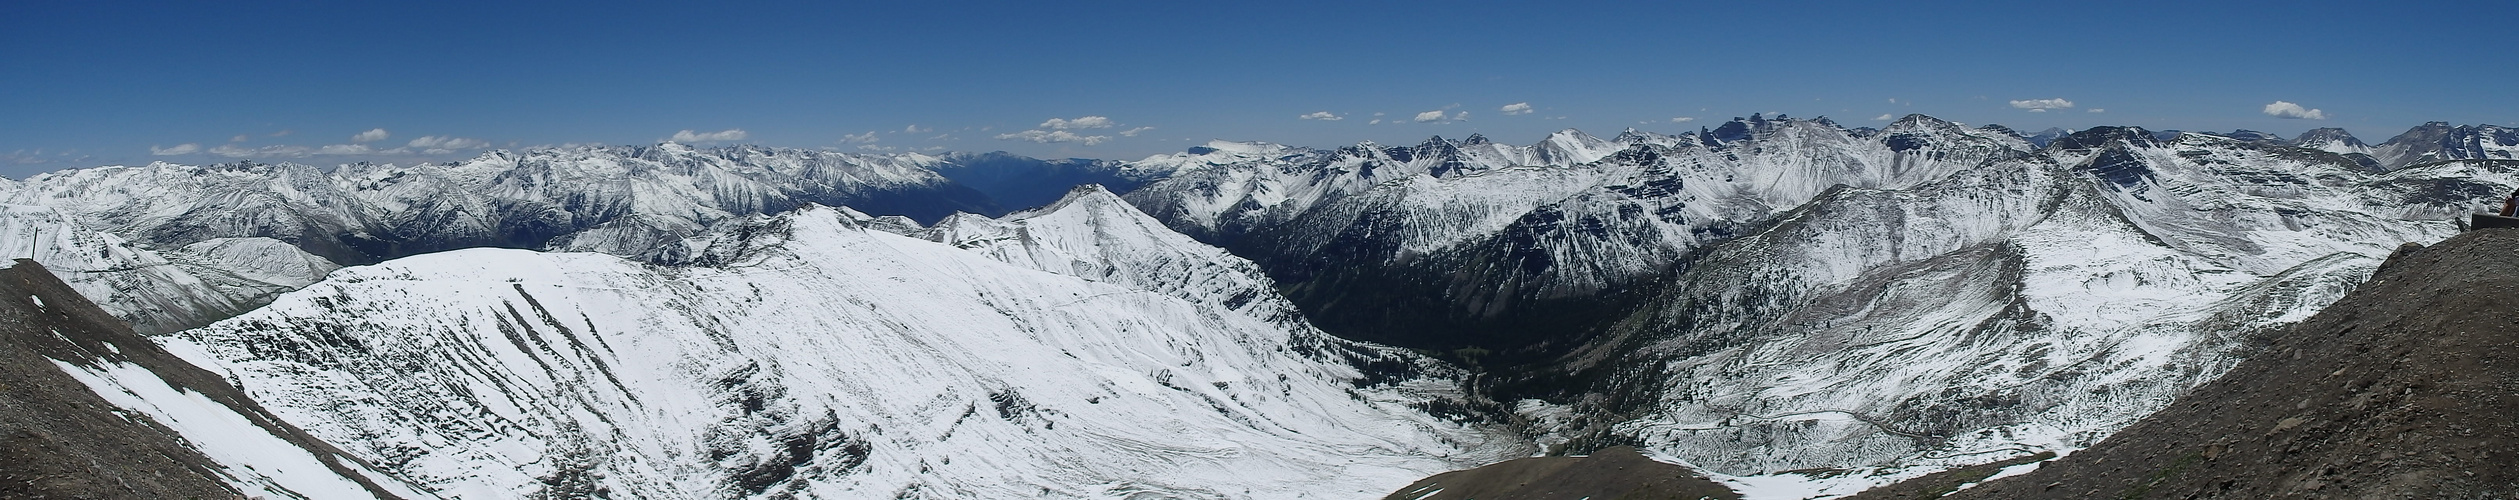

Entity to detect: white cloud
[842,131,881,144]
[671,129,749,142]
[2089,108,2106,113]
[150,143,201,156]
[998,116,1133,145]
[1413,110,1468,123]
[2008,98,2075,110]
[406,136,488,149]
[229,134,249,142]
[995,129,1111,145]
[269,130,292,137]
[1875,114,1896,121]
[856,145,897,152]
[1671,117,1696,123]
[1499,102,1533,115]
[351,128,390,143]
[1039,116,1114,130]
[1299,111,1343,121]
[315,144,374,155]
[2263,101,2326,120]
[2028,108,2049,113]
[904,124,931,133]
[1368,119,1382,125]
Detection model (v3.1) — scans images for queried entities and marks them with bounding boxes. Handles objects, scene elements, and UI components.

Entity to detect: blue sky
[6,0,2514,176]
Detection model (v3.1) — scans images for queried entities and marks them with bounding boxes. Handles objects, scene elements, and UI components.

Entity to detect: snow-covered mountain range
[1118,115,2518,494]
[8,115,2518,499]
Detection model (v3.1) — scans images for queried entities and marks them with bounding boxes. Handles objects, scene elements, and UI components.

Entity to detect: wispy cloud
[1875,114,1896,121]
[2263,101,2326,120]
[229,134,249,142]
[1499,102,1533,115]
[671,129,749,142]
[351,128,390,143]
[406,136,488,149]
[4,150,55,165]
[1670,117,1695,123]
[904,124,930,133]
[150,143,201,156]
[2008,98,2075,111]
[996,129,1110,145]
[315,144,375,155]
[208,144,383,158]
[1038,116,1114,130]
[2088,108,2107,113]
[997,116,1133,145]
[1414,109,1468,123]
[210,144,303,158]
[1299,111,1343,121]
[842,131,881,144]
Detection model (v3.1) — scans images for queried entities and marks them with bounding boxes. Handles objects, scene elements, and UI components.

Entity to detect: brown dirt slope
[0,259,414,499]
[1945,229,2519,499]
[1380,446,1740,500]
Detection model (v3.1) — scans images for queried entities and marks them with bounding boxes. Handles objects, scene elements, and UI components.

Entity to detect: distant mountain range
[1,115,2515,498]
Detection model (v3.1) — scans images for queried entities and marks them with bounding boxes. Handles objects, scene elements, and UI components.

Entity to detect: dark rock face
[0,259,409,499]
[1380,446,1739,500]
[1943,230,2519,499]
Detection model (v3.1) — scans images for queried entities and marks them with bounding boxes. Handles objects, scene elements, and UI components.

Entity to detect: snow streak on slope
[0,258,431,499]
[171,197,1522,498]
[53,358,438,499]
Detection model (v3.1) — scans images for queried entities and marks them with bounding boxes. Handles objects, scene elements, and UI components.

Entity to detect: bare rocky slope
[1943,228,2519,499]
[0,259,427,499]
[1377,446,1740,500]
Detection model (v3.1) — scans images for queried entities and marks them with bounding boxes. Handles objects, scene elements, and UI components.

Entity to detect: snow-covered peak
[2371,121,2519,169]
[2291,127,2371,156]
[1535,128,1621,165]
